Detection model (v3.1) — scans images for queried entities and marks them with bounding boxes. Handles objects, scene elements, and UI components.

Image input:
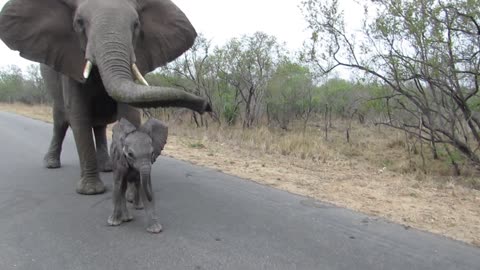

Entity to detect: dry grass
[171,120,473,181]
[2,103,480,247]
[0,103,52,123]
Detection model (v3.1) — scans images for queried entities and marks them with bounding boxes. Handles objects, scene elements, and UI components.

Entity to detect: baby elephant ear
[140,118,168,158]
[112,118,137,145]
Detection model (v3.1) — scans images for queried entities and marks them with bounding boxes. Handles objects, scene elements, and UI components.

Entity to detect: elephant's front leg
[67,79,105,195]
[94,126,112,172]
[108,171,132,226]
[140,182,162,233]
[132,181,144,210]
[70,121,106,195]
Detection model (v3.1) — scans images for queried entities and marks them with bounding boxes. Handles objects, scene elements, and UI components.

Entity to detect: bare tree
[301,0,480,167]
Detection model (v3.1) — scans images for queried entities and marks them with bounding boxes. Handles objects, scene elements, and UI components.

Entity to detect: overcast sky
[0,0,365,71]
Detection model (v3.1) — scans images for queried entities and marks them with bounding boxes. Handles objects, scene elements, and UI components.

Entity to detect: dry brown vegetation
[2,103,480,247]
[0,103,52,122]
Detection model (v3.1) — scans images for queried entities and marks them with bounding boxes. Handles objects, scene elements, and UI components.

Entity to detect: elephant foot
[146,222,163,234]
[97,158,112,172]
[43,153,61,169]
[107,215,122,226]
[107,211,133,226]
[76,176,105,195]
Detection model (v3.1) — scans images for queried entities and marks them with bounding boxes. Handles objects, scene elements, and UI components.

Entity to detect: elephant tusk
[132,64,149,86]
[83,60,93,80]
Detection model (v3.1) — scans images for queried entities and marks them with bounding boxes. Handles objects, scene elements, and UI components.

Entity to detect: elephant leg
[65,78,105,195]
[93,125,112,172]
[70,121,105,195]
[108,171,132,226]
[140,182,162,233]
[120,179,132,222]
[132,180,144,210]
[43,108,68,169]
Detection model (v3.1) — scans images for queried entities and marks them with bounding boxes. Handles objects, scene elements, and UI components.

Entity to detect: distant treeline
[0,59,388,131]
[0,65,49,104]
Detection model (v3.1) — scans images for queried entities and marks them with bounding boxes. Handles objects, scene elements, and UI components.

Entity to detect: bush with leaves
[266,61,315,129]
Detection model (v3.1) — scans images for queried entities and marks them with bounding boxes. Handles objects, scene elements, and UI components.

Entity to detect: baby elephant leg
[108,171,133,226]
[140,184,162,233]
[132,181,144,210]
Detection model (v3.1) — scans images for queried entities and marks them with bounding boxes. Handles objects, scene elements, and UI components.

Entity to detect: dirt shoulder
[2,103,480,247]
[166,135,480,247]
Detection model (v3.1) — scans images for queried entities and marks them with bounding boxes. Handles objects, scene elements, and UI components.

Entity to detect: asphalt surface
[0,111,479,270]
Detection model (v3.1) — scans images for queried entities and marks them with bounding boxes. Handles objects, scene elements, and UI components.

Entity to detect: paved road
[0,111,479,270]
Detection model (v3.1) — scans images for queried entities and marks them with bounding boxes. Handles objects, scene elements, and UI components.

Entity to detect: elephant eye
[133,19,140,30]
[127,152,135,159]
[74,18,85,32]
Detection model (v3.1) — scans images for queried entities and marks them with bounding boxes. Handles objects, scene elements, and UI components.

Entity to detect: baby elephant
[108,118,168,233]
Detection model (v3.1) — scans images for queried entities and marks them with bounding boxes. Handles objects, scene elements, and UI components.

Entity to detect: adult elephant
[0,0,211,195]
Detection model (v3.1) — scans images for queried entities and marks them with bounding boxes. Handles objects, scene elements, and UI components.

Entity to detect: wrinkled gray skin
[0,0,211,195]
[109,118,167,233]
[41,66,114,172]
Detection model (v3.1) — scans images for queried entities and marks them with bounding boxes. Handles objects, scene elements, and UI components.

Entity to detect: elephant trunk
[139,165,153,202]
[94,40,210,113]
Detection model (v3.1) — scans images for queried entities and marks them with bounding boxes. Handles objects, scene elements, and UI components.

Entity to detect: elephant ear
[112,118,138,147]
[139,118,168,160]
[135,0,197,74]
[0,0,84,82]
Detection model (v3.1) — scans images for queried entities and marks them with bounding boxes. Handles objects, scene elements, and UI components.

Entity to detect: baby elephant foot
[107,211,133,226]
[43,153,61,169]
[76,176,105,195]
[146,222,163,234]
[107,214,122,226]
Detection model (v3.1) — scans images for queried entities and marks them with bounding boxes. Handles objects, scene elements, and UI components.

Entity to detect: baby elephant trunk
[140,166,153,202]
